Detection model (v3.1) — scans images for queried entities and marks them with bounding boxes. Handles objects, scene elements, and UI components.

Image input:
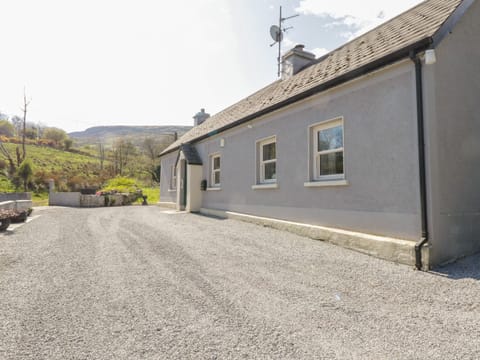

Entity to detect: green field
[3,143,100,172]
[2,143,105,191]
[0,142,160,205]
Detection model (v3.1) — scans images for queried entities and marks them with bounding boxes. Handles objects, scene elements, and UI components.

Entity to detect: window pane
[264,162,276,180]
[319,151,343,176]
[318,125,343,152]
[214,171,220,184]
[213,156,220,170]
[262,142,276,161]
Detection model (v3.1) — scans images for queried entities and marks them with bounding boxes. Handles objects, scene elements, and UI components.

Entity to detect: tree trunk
[21,91,29,163]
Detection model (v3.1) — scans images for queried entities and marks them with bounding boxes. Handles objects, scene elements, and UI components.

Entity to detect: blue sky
[0,0,422,132]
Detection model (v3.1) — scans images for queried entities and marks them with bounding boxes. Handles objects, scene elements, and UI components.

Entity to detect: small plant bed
[97,177,145,206]
[95,190,143,206]
[0,208,32,231]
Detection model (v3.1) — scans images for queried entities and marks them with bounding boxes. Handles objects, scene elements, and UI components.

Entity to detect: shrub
[17,158,34,191]
[67,175,87,191]
[0,135,10,143]
[0,120,14,137]
[101,177,140,194]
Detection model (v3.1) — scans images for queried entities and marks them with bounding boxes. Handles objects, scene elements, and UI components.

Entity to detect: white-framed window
[170,165,177,190]
[210,154,221,187]
[312,118,344,181]
[258,137,276,184]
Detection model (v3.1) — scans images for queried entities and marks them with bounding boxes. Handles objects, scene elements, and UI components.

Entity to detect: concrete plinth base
[200,208,417,267]
[157,202,176,209]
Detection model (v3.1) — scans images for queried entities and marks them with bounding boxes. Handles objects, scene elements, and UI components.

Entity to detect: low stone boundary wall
[0,193,31,201]
[49,193,136,207]
[15,200,32,211]
[0,200,33,211]
[0,201,16,210]
[80,195,105,207]
[49,192,81,207]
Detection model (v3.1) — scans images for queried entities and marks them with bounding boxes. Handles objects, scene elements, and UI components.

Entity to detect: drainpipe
[410,51,429,270]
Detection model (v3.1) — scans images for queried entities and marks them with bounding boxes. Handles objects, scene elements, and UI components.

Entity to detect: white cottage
[160,0,480,269]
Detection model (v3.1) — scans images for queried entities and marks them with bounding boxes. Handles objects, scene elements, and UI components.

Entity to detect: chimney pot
[282,44,316,80]
[193,108,210,126]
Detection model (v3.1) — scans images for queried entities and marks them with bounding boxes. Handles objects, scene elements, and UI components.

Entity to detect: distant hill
[69,125,191,144]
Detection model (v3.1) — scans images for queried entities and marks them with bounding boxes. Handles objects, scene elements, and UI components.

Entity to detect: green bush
[101,177,139,193]
[0,178,15,192]
[141,187,159,203]
[18,159,34,191]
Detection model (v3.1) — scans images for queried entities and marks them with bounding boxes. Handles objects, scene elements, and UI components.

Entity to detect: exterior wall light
[425,49,437,65]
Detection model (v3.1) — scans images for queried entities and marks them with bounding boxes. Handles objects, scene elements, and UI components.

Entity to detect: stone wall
[0,193,32,201]
[0,200,33,211]
[49,193,135,207]
[49,192,81,207]
[80,195,106,207]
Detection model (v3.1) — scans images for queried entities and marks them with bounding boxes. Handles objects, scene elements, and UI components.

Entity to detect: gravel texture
[0,206,479,359]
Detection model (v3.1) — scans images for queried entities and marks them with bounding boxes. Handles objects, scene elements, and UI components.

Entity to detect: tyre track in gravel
[114,217,309,359]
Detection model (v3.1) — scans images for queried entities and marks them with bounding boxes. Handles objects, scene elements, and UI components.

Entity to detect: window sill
[251,183,278,190]
[168,189,177,192]
[304,179,349,188]
[206,187,222,191]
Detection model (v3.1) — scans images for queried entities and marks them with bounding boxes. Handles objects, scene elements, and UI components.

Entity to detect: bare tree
[98,142,105,171]
[0,143,16,177]
[0,91,31,179]
[112,139,135,176]
[36,121,47,139]
[142,137,163,163]
[11,116,23,137]
[20,89,31,162]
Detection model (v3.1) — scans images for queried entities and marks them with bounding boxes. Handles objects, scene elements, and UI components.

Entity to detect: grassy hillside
[69,125,191,146]
[0,142,161,205]
[1,143,106,192]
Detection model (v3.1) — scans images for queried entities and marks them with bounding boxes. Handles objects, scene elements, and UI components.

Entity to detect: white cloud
[296,0,424,38]
[311,47,329,57]
[282,37,295,51]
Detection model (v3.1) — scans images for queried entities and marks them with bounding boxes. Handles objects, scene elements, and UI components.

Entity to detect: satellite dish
[270,25,283,42]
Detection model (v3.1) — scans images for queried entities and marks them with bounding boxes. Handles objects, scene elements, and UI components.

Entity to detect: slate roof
[162,0,464,155]
[177,143,203,165]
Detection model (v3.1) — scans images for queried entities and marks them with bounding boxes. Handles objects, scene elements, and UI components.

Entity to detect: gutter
[410,51,429,271]
[161,37,433,157]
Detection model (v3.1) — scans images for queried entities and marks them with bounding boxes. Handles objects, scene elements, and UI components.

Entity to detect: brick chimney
[193,108,210,126]
[281,44,316,80]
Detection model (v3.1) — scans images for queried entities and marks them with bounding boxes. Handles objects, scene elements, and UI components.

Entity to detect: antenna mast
[269,6,299,77]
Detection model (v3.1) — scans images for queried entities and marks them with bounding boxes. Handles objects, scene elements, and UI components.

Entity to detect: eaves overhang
[160,37,433,157]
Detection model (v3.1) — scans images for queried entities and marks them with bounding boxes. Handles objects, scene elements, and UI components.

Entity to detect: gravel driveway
[0,206,479,359]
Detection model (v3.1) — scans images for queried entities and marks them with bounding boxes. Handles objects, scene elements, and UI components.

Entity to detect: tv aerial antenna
[269,6,299,77]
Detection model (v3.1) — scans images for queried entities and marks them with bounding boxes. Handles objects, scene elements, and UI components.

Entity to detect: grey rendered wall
[196,61,422,240]
[159,152,178,204]
[0,200,33,211]
[49,192,81,207]
[0,193,32,201]
[425,1,480,265]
